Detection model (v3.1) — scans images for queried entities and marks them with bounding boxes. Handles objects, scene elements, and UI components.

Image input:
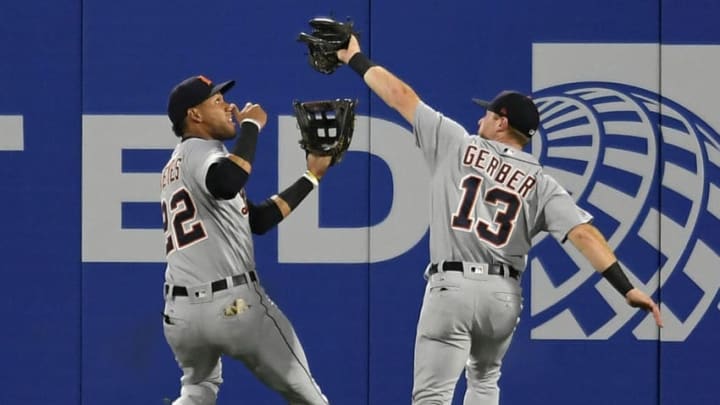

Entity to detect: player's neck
[182,127,214,141]
[494,134,524,151]
[181,134,207,142]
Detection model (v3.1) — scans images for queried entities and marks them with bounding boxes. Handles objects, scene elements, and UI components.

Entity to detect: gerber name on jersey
[462,144,537,198]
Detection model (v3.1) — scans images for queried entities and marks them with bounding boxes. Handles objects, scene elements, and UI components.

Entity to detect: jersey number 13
[451,175,521,247]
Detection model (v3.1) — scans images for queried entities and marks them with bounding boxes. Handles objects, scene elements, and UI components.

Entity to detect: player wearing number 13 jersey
[415,96,585,273]
[332,33,662,404]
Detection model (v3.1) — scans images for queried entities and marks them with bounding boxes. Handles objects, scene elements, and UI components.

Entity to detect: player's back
[160,138,255,286]
[412,101,559,273]
[429,135,544,271]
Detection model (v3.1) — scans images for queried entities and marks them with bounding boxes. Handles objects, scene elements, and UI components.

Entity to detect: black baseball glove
[297,17,356,74]
[293,98,358,165]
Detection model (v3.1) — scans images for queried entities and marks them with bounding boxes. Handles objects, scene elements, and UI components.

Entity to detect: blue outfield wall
[1,0,718,404]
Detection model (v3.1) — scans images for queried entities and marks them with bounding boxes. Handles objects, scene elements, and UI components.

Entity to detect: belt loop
[423,263,434,280]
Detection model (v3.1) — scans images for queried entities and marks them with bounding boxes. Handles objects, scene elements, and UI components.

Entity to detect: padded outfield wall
[0,0,718,404]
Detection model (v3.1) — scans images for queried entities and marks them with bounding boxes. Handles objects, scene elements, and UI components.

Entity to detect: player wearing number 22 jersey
[160,75,330,405]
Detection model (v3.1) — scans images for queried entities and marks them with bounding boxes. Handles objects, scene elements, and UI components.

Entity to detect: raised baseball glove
[293,98,358,165]
[297,17,356,74]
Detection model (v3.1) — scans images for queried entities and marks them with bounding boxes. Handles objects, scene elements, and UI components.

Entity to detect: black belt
[429,261,519,280]
[165,271,258,297]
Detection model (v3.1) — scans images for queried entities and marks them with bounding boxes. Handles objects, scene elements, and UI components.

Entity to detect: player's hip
[419,271,522,340]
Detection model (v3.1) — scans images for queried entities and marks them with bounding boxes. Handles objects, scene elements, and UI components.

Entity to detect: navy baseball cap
[472,91,540,138]
[167,75,235,127]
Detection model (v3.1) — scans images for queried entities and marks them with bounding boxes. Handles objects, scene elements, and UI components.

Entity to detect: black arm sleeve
[247,199,284,235]
[247,175,316,234]
[232,121,260,164]
[205,160,249,199]
[278,176,314,210]
[205,121,260,199]
[248,176,313,235]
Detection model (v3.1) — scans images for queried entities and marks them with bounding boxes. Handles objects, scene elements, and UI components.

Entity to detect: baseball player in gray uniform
[333,36,663,404]
[161,75,330,404]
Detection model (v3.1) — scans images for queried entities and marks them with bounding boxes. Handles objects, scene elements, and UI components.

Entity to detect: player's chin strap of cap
[427,261,520,280]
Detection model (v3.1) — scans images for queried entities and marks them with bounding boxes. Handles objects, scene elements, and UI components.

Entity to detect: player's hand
[337,34,361,64]
[306,153,333,180]
[625,288,663,327]
[231,102,267,130]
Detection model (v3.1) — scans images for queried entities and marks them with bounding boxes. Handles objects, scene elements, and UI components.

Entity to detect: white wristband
[303,170,319,187]
[240,118,262,130]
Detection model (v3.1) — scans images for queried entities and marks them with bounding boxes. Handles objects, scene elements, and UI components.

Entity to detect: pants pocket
[162,312,190,351]
[488,292,523,337]
[429,284,461,295]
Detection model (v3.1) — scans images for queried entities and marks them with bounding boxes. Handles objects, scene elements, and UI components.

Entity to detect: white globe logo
[527,82,720,341]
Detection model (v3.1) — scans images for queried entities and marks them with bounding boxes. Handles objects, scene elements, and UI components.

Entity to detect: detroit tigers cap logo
[526,82,720,342]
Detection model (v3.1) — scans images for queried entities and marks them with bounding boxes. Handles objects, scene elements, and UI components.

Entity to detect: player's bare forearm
[567,223,617,271]
[338,35,419,124]
[568,223,663,326]
[364,65,419,124]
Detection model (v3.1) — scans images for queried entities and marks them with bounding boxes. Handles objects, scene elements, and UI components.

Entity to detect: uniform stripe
[251,284,327,403]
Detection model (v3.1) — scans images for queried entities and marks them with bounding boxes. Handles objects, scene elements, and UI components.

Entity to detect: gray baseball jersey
[410,101,591,405]
[413,101,592,273]
[161,138,327,405]
[161,138,254,286]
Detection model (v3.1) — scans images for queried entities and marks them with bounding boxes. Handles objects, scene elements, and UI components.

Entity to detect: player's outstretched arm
[247,154,332,235]
[337,35,420,125]
[272,153,332,217]
[567,223,663,327]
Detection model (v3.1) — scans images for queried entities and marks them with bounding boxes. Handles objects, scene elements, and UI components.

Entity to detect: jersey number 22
[161,188,207,255]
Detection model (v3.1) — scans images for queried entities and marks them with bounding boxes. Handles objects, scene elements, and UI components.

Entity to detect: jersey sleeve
[536,174,593,243]
[182,140,226,195]
[412,101,470,172]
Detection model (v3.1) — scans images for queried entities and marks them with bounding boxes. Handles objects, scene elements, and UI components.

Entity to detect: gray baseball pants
[412,267,522,405]
[162,279,328,405]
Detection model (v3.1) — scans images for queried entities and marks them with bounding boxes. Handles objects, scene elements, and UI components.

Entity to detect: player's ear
[496,115,508,131]
[188,107,201,122]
